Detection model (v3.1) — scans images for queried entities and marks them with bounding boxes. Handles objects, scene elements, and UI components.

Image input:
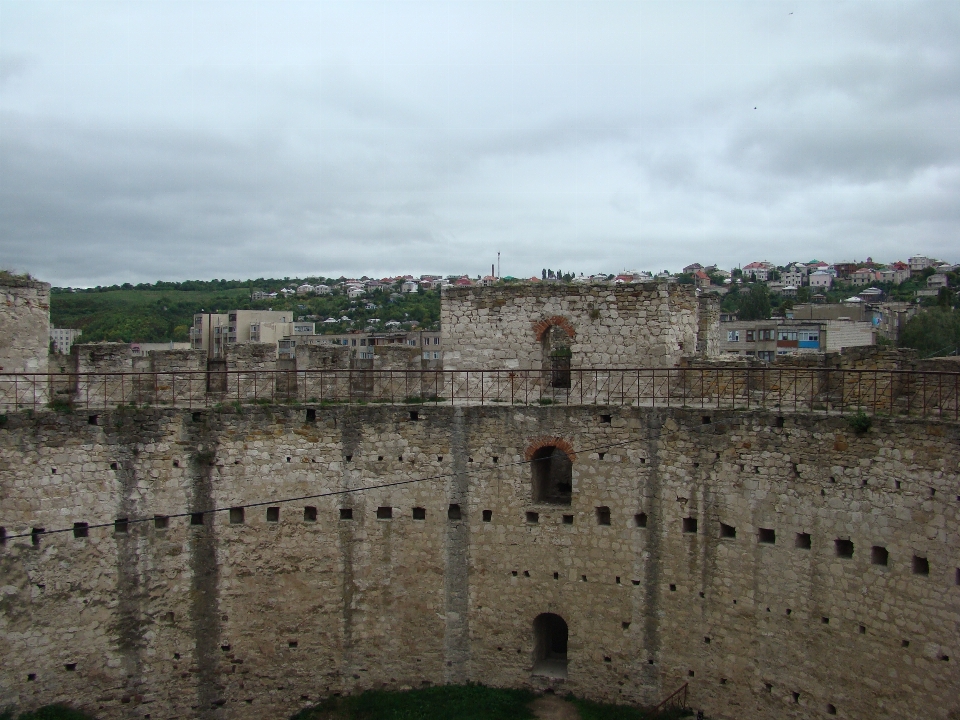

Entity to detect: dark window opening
[173,460,179,468]
[758,528,776,544]
[377,456,384,461]
[376,506,393,520]
[413,507,426,520]
[191,513,204,526]
[73,522,88,538]
[600,414,611,424]
[482,509,492,522]
[27,674,36,681]
[598,452,605,460]
[533,613,568,678]
[154,515,169,529]
[622,621,630,629]
[701,415,711,424]
[409,410,419,421]
[682,517,698,534]
[835,539,854,558]
[859,625,866,634]
[304,506,317,522]
[192,411,203,422]
[448,504,462,520]
[792,692,800,703]
[31,528,44,546]
[822,617,829,624]
[266,507,280,522]
[955,568,960,586]
[562,514,574,524]
[669,584,677,591]
[720,523,736,539]
[775,416,784,428]
[554,572,559,579]
[288,640,298,648]
[635,513,647,528]
[114,519,128,534]
[229,508,244,524]
[523,570,530,577]
[306,408,316,422]
[110,462,118,470]
[871,546,888,566]
[493,456,499,463]
[826,704,836,715]
[340,508,353,520]
[64,664,76,672]
[0,527,5,545]
[88,414,99,425]
[532,446,573,505]
[795,532,811,549]
[902,640,910,648]
[526,511,539,524]
[913,555,929,575]
[596,507,611,525]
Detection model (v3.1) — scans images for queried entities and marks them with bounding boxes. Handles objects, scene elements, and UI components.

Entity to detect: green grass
[291,684,536,720]
[569,696,692,720]
[290,685,693,720]
[0,706,97,720]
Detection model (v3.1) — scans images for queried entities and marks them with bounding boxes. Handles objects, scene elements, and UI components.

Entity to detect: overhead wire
[1,437,642,542]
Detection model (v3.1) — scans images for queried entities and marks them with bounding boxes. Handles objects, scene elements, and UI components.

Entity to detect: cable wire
[1,437,642,541]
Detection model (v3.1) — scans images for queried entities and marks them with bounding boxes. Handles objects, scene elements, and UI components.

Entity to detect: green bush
[848,410,872,434]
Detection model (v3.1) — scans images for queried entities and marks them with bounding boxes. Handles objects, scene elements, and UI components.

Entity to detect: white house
[809,271,833,289]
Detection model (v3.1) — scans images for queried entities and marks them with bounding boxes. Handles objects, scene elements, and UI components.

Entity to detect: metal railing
[0,367,958,419]
[651,682,688,715]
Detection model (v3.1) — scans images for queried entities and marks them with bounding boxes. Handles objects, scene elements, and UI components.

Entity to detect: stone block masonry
[441,283,717,372]
[0,405,958,720]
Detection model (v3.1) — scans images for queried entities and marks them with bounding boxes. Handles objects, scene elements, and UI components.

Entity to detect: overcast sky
[1,1,958,286]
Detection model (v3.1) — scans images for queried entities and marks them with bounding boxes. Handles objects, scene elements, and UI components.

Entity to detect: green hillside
[51,279,441,344]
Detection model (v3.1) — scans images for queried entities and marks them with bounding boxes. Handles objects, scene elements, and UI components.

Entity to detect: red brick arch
[533,315,576,342]
[524,436,576,462]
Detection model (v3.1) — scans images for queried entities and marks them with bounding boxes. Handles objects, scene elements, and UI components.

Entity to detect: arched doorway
[533,612,568,678]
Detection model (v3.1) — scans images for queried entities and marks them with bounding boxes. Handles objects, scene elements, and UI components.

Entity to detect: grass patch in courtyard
[291,684,536,720]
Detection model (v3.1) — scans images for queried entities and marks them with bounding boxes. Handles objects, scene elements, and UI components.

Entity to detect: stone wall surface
[441,283,711,372]
[0,277,50,375]
[1,405,958,720]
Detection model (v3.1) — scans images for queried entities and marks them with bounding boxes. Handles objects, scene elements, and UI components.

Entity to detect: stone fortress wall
[441,283,720,371]
[1,404,958,720]
[0,275,50,375]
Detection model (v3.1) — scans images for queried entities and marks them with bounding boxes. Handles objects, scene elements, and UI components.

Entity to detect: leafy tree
[738,283,772,320]
[900,308,960,357]
[796,286,811,303]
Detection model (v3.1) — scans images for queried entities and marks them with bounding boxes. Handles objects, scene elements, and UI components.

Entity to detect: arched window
[532,446,572,505]
[533,613,568,678]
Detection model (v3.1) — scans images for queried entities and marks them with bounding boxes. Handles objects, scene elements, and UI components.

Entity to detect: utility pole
[497,252,500,279]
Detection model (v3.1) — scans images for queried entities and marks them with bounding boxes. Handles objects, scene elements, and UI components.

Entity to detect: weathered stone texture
[0,277,50,375]
[0,406,958,720]
[441,283,713,372]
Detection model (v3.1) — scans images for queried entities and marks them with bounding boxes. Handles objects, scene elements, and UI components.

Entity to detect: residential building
[50,328,82,355]
[809,271,833,289]
[742,261,773,281]
[833,263,859,279]
[874,302,917,343]
[720,315,874,359]
[928,273,949,290]
[877,268,910,285]
[782,270,806,287]
[909,256,936,272]
[850,268,877,286]
[190,310,293,357]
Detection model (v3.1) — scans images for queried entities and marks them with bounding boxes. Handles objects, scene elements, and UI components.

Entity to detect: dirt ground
[528,695,581,720]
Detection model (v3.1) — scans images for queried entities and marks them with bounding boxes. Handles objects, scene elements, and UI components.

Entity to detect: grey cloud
[1,0,958,286]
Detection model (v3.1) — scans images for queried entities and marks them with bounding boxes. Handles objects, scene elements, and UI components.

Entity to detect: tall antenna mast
[497,252,500,279]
